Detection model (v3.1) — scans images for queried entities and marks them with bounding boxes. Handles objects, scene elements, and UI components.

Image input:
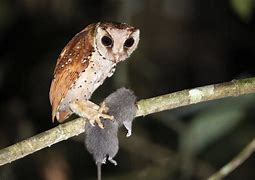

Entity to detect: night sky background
[0,0,255,179]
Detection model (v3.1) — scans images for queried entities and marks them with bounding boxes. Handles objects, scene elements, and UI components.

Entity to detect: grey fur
[85,120,119,165]
[84,87,137,179]
[104,87,137,136]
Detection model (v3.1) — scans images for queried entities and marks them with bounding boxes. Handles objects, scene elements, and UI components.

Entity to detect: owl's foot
[99,102,109,114]
[69,100,113,129]
[99,102,114,120]
[89,111,113,129]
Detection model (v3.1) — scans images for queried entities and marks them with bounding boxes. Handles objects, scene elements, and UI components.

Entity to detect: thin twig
[208,139,255,180]
[0,77,255,166]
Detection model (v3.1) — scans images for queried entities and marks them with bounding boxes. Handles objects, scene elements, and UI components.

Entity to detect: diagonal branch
[0,77,255,166]
[208,139,255,180]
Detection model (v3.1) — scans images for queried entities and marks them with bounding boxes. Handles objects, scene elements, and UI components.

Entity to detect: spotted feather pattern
[49,24,96,121]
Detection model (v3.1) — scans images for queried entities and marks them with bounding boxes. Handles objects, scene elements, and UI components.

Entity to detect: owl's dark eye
[101,36,113,47]
[124,38,134,48]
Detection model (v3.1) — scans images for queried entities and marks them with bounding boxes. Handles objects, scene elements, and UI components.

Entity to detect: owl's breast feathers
[49,24,96,122]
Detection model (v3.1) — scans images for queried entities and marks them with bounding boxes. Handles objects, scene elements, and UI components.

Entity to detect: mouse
[84,87,137,180]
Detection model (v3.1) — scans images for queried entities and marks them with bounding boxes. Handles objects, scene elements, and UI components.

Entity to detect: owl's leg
[69,100,113,128]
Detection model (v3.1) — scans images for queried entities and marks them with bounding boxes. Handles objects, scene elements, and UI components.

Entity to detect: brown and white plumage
[49,22,140,123]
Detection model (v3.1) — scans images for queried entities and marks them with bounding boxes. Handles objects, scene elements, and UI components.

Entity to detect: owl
[49,22,140,128]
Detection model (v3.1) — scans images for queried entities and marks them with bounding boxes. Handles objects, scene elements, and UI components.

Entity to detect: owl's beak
[113,54,120,63]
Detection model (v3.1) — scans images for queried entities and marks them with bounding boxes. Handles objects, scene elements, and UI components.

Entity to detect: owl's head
[94,22,140,63]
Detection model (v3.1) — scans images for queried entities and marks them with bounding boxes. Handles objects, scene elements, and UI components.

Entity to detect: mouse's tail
[97,163,102,180]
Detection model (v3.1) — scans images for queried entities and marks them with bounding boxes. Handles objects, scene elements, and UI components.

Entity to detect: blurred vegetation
[231,0,254,22]
[0,0,255,180]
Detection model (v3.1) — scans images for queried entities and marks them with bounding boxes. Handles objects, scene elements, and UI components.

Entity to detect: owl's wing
[49,24,96,122]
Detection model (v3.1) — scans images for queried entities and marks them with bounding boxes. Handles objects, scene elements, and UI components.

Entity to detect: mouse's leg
[108,157,117,165]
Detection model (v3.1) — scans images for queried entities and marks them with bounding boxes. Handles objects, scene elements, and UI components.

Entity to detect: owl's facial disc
[95,24,140,63]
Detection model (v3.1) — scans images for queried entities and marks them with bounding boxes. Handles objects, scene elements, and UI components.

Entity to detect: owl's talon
[88,114,104,129]
[95,116,104,129]
[98,102,114,121]
[99,102,109,114]
[89,121,95,127]
[89,112,113,129]
[100,113,114,121]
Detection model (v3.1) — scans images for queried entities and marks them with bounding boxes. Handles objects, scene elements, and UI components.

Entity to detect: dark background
[0,0,255,179]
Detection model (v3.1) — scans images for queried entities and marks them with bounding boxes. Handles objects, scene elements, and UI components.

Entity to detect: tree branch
[208,139,255,180]
[0,77,255,166]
